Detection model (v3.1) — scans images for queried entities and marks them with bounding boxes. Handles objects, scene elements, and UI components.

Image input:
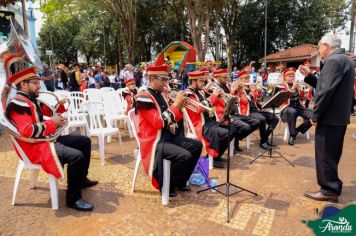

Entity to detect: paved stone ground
[0,116,355,236]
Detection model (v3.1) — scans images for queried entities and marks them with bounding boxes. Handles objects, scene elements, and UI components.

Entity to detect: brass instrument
[0,17,67,142]
[266,72,284,94]
[169,90,215,115]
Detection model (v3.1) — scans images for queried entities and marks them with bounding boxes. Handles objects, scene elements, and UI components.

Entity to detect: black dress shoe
[216,156,227,162]
[67,198,94,211]
[234,145,243,153]
[304,191,338,203]
[169,190,177,197]
[266,141,276,147]
[177,185,191,192]
[288,137,296,145]
[260,142,272,150]
[81,178,98,189]
[213,159,225,168]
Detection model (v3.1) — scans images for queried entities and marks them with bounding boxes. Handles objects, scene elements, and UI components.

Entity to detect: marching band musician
[211,69,259,152]
[185,71,229,168]
[275,67,313,145]
[135,65,202,197]
[6,67,97,211]
[122,75,137,115]
[237,72,279,150]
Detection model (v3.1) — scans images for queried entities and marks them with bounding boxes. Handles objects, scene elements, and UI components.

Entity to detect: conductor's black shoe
[213,159,225,168]
[67,198,94,211]
[177,185,191,192]
[260,142,272,150]
[304,191,338,203]
[288,137,296,145]
[81,178,98,189]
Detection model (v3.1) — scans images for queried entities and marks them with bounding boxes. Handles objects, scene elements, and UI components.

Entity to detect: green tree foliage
[37,0,349,68]
[37,0,119,66]
[227,0,348,67]
[37,16,79,65]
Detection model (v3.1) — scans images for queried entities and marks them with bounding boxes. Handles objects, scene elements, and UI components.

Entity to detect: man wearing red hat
[275,67,313,145]
[237,71,279,150]
[122,75,137,115]
[211,69,259,152]
[185,70,229,168]
[136,65,202,197]
[6,67,97,211]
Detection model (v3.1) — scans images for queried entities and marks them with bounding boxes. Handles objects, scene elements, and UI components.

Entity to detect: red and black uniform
[136,87,202,190]
[246,86,279,146]
[185,87,229,158]
[122,87,137,115]
[213,83,259,149]
[7,91,92,204]
[275,80,313,138]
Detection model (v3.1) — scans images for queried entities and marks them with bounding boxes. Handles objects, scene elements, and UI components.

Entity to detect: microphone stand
[197,106,258,223]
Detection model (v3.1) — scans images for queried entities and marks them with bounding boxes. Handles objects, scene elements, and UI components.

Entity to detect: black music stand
[250,91,295,167]
[197,97,258,223]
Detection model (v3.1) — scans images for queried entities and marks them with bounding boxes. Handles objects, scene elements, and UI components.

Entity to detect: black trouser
[154,136,202,190]
[351,92,355,113]
[249,111,279,143]
[281,106,313,137]
[203,120,229,157]
[55,135,92,203]
[230,115,259,148]
[315,125,346,196]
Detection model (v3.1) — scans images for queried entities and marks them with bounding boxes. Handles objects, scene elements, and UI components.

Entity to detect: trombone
[169,90,216,115]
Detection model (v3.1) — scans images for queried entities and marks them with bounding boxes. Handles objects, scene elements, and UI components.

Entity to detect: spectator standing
[41,64,55,92]
[69,63,81,92]
[60,66,69,90]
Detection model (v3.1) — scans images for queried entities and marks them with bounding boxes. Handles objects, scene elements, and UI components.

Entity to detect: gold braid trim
[49,142,65,179]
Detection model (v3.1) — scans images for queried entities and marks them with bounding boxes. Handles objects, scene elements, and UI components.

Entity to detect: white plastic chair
[100,87,114,92]
[10,136,59,210]
[54,90,71,100]
[81,101,121,165]
[102,91,127,146]
[128,109,171,205]
[283,117,310,141]
[63,110,89,136]
[83,88,102,102]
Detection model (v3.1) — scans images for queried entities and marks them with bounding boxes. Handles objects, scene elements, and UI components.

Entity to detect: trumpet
[169,90,216,115]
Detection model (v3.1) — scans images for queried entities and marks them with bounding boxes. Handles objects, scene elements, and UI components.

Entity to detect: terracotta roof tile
[264,44,318,62]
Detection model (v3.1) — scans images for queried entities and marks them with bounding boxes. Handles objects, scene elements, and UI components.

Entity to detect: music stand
[250,91,295,167]
[197,97,258,223]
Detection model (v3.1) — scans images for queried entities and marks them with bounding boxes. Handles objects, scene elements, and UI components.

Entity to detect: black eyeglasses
[25,80,40,85]
[154,76,169,83]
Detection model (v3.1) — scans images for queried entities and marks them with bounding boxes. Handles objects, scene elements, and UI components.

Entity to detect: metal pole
[103,17,106,68]
[264,0,268,71]
[21,0,28,35]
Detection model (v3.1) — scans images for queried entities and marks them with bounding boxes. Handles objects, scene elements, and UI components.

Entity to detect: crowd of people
[3,32,356,212]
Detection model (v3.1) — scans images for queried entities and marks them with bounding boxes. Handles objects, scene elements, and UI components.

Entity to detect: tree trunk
[226,41,232,78]
[117,36,123,69]
[215,17,221,61]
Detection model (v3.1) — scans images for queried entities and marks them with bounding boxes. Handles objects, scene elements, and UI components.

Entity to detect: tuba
[0,17,66,142]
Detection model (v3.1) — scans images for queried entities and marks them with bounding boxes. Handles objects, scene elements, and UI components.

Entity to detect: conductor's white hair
[319,33,342,48]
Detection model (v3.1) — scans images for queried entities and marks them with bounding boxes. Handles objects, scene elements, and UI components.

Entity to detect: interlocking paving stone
[0,118,355,235]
